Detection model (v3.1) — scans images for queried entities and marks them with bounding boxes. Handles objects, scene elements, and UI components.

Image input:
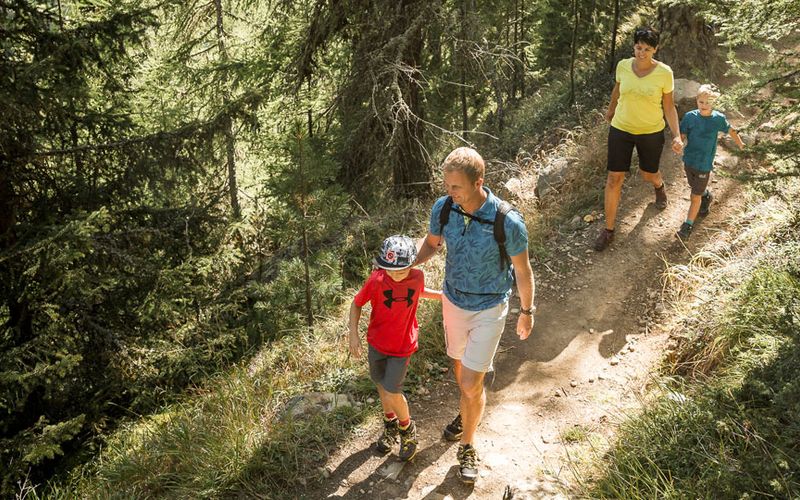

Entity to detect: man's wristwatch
[520,305,536,316]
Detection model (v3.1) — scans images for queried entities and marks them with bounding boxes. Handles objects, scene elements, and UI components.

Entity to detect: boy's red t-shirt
[354,268,425,357]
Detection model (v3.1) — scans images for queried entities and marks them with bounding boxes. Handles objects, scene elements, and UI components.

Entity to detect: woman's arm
[662,91,684,154]
[606,81,621,123]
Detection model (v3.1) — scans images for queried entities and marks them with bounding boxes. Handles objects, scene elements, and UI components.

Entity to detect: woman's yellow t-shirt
[611,58,674,135]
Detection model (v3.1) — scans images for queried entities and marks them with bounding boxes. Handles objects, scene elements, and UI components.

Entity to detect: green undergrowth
[582,180,800,499]
[35,203,451,499]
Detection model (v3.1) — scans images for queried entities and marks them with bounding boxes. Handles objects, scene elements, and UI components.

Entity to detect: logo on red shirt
[383,289,415,308]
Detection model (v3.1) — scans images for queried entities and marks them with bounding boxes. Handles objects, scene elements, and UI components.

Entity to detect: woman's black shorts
[607,126,665,173]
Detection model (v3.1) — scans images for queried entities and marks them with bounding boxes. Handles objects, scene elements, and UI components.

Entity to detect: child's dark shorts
[607,126,665,173]
[368,345,411,394]
[684,164,711,196]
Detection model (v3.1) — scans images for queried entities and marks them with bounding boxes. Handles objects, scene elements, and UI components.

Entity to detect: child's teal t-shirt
[680,109,731,172]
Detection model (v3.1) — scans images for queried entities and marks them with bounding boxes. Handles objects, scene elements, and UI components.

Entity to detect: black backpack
[438,196,515,271]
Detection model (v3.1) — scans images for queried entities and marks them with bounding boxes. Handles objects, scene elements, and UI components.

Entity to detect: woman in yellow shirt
[594,27,684,251]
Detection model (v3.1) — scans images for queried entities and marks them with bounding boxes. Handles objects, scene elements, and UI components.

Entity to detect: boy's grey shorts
[684,164,711,196]
[368,345,411,394]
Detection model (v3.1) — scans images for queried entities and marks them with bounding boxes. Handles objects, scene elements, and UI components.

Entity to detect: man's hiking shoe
[443,414,463,441]
[398,420,418,461]
[457,443,479,484]
[593,228,614,252]
[375,418,398,454]
[676,222,693,241]
[655,183,668,210]
[699,191,713,216]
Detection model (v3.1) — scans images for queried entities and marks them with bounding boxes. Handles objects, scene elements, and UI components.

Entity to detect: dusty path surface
[302,142,746,500]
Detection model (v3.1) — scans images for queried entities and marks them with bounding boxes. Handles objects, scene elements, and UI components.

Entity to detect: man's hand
[349,333,363,358]
[516,313,533,340]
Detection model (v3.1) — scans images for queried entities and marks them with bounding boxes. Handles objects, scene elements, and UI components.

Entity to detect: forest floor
[301,140,748,499]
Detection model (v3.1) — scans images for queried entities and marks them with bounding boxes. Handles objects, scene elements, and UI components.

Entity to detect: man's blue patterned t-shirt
[429,187,528,311]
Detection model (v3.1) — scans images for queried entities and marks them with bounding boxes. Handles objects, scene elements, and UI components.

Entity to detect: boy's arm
[347,301,364,358]
[421,287,443,301]
[729,128,745,149]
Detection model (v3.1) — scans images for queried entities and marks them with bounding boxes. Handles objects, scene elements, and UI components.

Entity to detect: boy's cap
[374,235,418,270]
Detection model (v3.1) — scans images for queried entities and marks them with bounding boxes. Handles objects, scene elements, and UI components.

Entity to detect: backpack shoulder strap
[494,200,514,270]
[438,196,454,234]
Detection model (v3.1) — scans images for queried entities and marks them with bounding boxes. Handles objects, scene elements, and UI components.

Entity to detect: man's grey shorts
[368,345,411,394]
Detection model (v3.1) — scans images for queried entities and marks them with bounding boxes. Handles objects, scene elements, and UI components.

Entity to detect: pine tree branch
[29,88,266,158]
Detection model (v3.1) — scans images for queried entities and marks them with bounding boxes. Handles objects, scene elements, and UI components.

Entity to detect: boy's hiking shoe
[676,222,693,241]
[593,228,614,252]
[375,418,398,454]
[457,444,479,484]
[655,183,668,210]
[443,414,463,441]
[398,420,418,461]
[699,191,713,216]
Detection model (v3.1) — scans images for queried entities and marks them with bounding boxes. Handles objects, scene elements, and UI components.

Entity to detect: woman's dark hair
[633,26,660,48]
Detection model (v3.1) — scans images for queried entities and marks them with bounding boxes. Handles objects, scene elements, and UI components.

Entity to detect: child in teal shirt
[676,84,745,240]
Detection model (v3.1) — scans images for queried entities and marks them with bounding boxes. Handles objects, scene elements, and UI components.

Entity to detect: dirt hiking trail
[303,140,747,499]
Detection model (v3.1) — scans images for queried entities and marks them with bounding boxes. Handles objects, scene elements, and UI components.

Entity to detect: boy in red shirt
[348,235,442,461]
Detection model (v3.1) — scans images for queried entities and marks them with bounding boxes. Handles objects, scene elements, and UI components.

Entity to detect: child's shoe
[398,420,418,461]
[699,191,714,216]
[676,222,693,241]
[375,418,398,454]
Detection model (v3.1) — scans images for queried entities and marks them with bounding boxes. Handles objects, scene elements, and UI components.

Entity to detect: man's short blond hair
[697,83,721,101]
[442,147,485,183]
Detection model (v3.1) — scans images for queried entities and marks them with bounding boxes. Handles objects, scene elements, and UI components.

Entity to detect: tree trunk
[511,0,519,100]
[494,75,505,132]
[460,0,469,131]
[569,0,579,104]
[0,170,30,344]
[296,131,313,328]
[519,0,527,98]
[214,0,241,219]
[657,3,718,77]
[609,0,619,74]
[393,3,432,199]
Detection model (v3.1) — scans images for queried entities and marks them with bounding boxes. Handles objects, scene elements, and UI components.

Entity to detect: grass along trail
[304,138,750,499]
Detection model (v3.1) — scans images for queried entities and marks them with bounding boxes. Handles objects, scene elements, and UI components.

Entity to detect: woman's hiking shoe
[375,418,398,454]
[398,420,418,461]
[655,183,668,210]
[593,228,614,252]
[699,191,714,216]
[457,444,479,484]
[443,414,463,441]
[676,222,693,240]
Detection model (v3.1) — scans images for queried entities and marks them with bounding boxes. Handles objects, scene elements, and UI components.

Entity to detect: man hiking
[415,147,536,483]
